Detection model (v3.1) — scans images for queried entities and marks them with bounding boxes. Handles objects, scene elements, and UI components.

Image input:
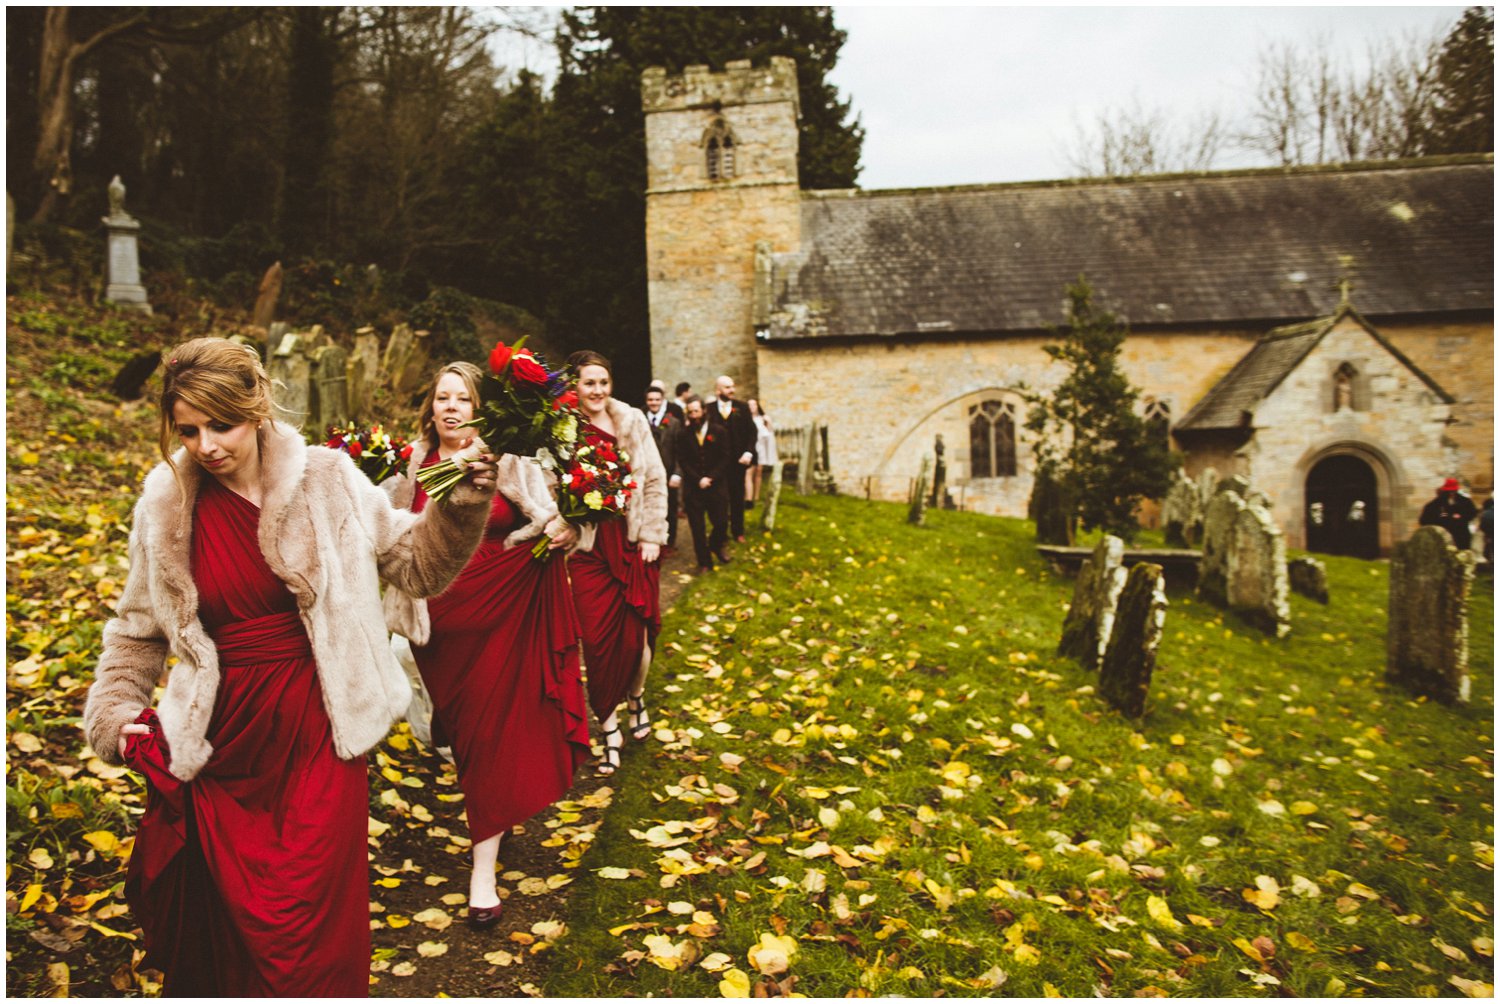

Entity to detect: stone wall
[643,58,802,400]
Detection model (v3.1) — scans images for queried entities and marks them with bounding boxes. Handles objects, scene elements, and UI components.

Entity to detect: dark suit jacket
[671,417,734,488]
[711,398,757,465]
[646,407,680,475]
[665,401,685,423]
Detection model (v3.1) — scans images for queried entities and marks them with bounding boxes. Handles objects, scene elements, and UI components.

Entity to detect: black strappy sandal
[627,692,652,742]
[597,725,623,775]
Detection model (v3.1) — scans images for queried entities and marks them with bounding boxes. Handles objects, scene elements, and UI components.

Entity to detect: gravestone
[389,326,433,396]
[382,323,415,386]
[908,455,931,526]
[1387,526,1475,703]
[1287,556,1329,604]
[1197,476,1250,607]
[1099,562,1167,717]
[1058,534,1126,671]
[311,344,349,435]
[265,321,289,363]
[760,461,784,533]
[1228,500,1292,638]
[267,333,312,428]
[252,261,283,330]
[813,423,838,495]
[797,425,818,495]
[347,328,382,419]
[101,176,151,313]
[1029,467,1074,545]
[1161,468,1204,547]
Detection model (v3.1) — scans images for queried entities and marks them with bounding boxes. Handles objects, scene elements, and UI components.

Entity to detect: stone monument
[908,455,931,526]
[1099,562,1168,717]
[1198,478,1291,637]
[1387,526,1475,703]
[311,344,349,435]
[101,176,151,313]
[267,332,312,428]
[347,328,383,419]
[1287,557,1329,604]
[760,460,784,534]
[1058,534,1127,671]
[1161,468,1205,547]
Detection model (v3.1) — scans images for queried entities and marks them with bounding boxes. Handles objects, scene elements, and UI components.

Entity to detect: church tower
[641,57,801,398]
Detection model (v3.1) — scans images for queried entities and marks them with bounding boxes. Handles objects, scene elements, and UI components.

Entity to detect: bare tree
[1065,100,1228,177]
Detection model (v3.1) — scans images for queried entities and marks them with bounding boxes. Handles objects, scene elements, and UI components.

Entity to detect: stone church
[641,57,1493,556]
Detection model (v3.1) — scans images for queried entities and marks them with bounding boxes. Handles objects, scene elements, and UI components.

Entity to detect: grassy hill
[540,493,1494,998]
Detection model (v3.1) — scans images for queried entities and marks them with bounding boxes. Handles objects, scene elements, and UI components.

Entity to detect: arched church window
[969,400,1017,478]
[1333,362,1357,412]
[1144,398,1172,444]
[704,119,736,181]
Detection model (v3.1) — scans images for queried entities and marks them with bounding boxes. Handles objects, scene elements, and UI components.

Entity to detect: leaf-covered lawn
[541,494,1494,998]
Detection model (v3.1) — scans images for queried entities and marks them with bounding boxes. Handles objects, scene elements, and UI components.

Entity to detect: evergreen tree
[1426,6,1494,154]
[1023,278,1174,542]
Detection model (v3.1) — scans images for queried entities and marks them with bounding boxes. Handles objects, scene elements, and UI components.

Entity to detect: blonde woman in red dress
[83,338,496,995]
[565,351,669,774]
[385,361,591,925]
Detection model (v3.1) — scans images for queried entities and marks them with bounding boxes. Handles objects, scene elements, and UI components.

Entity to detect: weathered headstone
[908,455,931,526]
[265,321,289,363]
[1227,500,1292,638]
[1387,526,1475,703]
[252,260,283,330]
[311,344,349,435]
[1099,562,1167,717]
[1029,466,1074,545]
[760,461,784,533]
[388,325,433,397]
[797,425,817,495]
[347,328,382,419]
[1287,556,1329,604]
[382,322,415,386]
[267,333,312,428]
[101,176,151,313]
[1197,476,1250,607]
[1161,468,1205,547]
[813,423,838,495]
[1058,534,1126,671]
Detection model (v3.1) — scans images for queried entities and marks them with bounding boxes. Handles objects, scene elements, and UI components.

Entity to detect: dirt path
[368,534,703,997]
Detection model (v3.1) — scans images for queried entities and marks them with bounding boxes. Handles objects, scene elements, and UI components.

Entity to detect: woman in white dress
[746,398,778,505]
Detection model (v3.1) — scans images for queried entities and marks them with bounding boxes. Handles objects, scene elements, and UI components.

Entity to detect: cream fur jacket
[381,442,563,644]
[83,420,494,781]
[573,398,669,553]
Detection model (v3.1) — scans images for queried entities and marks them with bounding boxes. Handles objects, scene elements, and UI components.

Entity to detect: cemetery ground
[6,296,1495,997]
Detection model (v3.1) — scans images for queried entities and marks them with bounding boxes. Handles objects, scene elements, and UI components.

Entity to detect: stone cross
[1058,534,1126,671]
[101,176,152,313]
[1387,525,1475,703]
[1099,562,1168,717]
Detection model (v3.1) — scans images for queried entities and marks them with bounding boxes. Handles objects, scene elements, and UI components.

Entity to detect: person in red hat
[1418,477,1478,549]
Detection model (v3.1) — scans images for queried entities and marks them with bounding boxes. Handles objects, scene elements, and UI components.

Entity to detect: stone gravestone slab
[1197,479,1248,608]
[1058,534,1126,671]
[797,425,817,495]
[760,461,784,533]
[267,333,311,429]
[265,321,288,364]
[101,176,152,313]
[1387,525,1475,703]
[311,344,349,436]
[1099,562,1168,717]
[382,323,415,387]
[1227,500,1291,638]
[908,455,931,526]
[252,261,283,330]
[1161,468,1204,547]
[1287,556,1329,604]
[346,329,382,420]
[392,327,434,397]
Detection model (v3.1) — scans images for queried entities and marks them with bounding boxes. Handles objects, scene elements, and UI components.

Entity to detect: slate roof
[1174,305,1456,432]
[765,158,1493,341]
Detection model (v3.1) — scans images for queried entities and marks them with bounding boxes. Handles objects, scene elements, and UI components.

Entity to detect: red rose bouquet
[416,337,580,502]
[531,429,637,558]
[325,424,413,484]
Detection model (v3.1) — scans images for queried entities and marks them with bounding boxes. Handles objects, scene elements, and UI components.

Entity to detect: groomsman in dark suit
[712,374,757,541]
[651,380,685,423]
[644,384,681,549]
[670,395,732,572]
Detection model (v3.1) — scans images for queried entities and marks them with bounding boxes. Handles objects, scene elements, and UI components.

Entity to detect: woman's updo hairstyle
[566,350,612,379]
[158,337,273,465]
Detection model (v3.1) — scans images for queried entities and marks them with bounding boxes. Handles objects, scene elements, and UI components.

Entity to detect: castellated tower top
[642,56,801,194]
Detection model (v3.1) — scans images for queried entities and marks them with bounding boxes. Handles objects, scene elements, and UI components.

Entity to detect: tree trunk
[30,8,77,223]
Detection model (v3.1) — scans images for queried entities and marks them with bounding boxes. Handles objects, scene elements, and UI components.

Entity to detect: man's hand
[669,474,682,489]
[699,477,713,490]
[739,452,753,466]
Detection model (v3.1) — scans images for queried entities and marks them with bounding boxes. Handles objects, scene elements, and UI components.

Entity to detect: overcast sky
[490,5,1468,189]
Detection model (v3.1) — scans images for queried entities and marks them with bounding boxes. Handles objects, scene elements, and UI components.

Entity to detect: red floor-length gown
[409,455,590,845]
[124,475,369,996]
[568,425,662,722]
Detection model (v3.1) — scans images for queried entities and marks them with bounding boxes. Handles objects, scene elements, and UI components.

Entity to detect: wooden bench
[1037,545,1201,585]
